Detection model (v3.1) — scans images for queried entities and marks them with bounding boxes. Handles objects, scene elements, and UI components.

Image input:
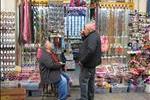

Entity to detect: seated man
[37,39,68,100]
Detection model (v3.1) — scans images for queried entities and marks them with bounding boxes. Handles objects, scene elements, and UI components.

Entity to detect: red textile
[49,51,60,64]
[37,48,42,60]
[23,0,31,43]
[70,0,74,7]
[37,48,60,64]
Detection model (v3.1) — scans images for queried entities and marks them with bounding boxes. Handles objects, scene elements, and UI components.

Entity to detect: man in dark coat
[78,22,101,100]
[38,39,68,100]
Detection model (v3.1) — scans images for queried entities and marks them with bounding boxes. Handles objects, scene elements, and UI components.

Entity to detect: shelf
[127,50,142,54]
[101,56,127,59]
[64,36,81,39]
[98,2,134,10]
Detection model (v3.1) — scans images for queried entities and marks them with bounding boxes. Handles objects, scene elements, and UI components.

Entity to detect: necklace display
[97,2,134,75]
[98,6,130,66]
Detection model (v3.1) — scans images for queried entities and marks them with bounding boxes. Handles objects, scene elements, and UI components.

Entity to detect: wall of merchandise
[95,2,150,93]
[1,0,149,94]
[64,7,87,38]
[0,11,16,81]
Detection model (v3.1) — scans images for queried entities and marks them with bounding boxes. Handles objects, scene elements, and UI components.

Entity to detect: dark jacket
[79,31,101,68]
[39,48,62,84]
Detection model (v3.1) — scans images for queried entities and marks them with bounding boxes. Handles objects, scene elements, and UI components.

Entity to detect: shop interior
[0,0,150,100]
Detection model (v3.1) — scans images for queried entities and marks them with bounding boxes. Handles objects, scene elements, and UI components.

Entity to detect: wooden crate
[0,88,26,100]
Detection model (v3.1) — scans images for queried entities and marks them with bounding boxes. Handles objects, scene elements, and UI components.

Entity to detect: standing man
[78,22,101,100]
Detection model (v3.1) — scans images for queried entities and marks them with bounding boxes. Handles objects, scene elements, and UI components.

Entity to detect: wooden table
[0,88,26,100]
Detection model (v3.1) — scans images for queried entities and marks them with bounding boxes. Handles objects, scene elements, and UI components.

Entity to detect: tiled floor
[27,87,150,100]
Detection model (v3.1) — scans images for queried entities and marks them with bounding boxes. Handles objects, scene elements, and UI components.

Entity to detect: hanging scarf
[49,51,60,64]
[22,0,31,43]
[37,48,60,64]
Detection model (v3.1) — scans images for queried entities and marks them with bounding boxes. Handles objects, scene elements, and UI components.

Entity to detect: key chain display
[48,0,64,34]
[0,11,16,81]
[127,11,150,92]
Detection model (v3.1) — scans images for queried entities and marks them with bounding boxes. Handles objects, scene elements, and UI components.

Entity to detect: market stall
[95,0,150,93]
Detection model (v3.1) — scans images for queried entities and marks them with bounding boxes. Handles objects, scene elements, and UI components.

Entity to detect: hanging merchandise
[96,1,135,93]
[70,0,86,7]
[0,11,16,81]
[97,3,133,66]
[100,36,109,52]
[18,1,50,90]
[70,0,75,6]
[127,11,150,92]
[18,0,24,45]
[32,5,49,43]
[65,7,87,38]
[48,0,64,35]
[22,0,32,43]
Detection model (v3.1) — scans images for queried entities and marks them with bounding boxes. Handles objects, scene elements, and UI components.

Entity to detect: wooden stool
[40,83,57,100]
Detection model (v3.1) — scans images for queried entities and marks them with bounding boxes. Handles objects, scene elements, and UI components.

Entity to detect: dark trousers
[79,67,95,100]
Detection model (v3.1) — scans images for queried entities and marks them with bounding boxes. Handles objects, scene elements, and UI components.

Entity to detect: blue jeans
[56,75,68,100]
[61,72,71,95]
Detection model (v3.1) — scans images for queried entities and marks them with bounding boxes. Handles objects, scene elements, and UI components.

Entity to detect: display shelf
[99,2,134,10]
[64,7,87,38]
[48,0,64,35]
[96,1,135,91]
[0,11,16,81]
[21,43,38,68]
[127,50,142,54]
[127,11,150,92]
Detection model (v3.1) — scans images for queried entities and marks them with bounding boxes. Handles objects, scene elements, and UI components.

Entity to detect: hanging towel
[22,0,31,43]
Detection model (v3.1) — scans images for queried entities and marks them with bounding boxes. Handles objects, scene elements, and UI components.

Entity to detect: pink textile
[37,48,42,60]
[100,36,109,52]
[22,0,31,43]
[70,0,74,7]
